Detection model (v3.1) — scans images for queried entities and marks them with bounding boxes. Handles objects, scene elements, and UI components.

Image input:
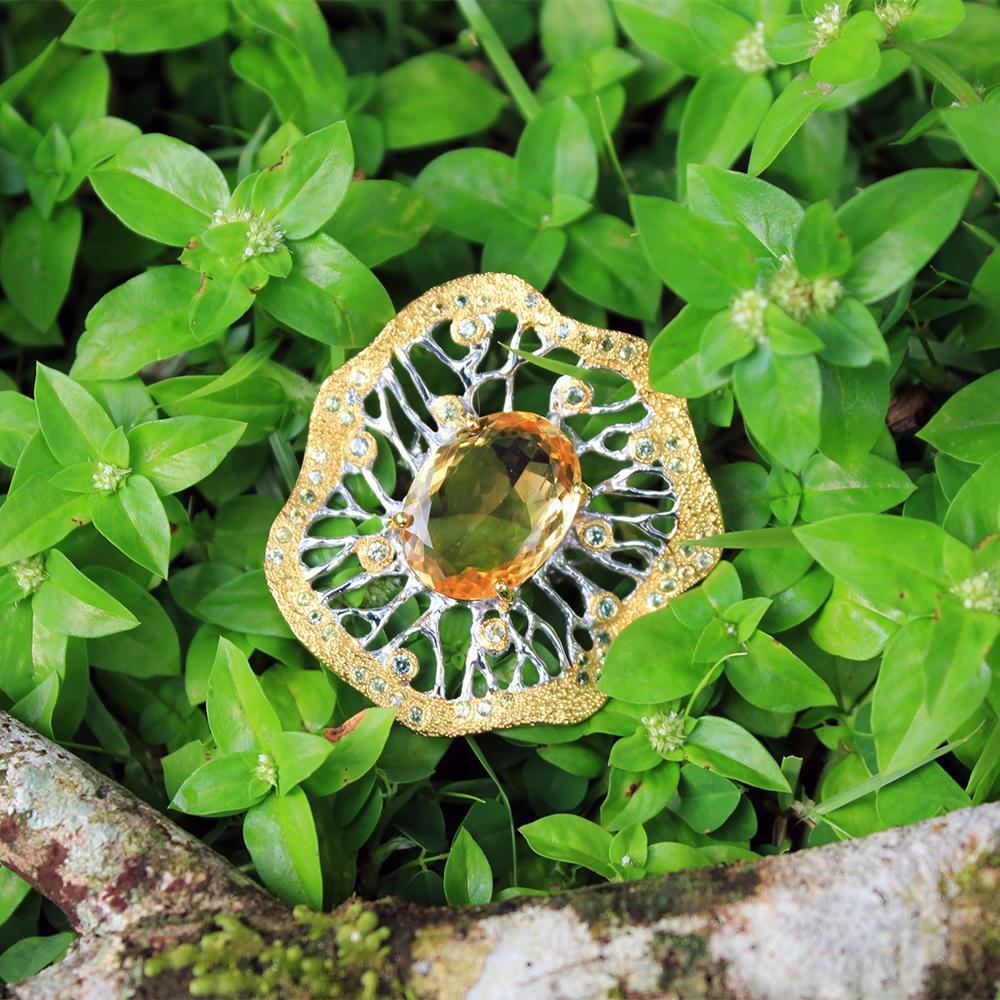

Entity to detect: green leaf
[732,348,821,473]
[818,360,890,470]
[306,707,396,795]
[414,149,516,243]
[602,761,680,830]
[64,0,228,52]
[0,933,75,984]
[252,122,353,239]
[799,453,915,521]
[257,234,393,347]
[0,471,93,566]
[0,204,81,332]
[128,416,245,495]
[207,636,282,754]
[34,364,115,467]
[0,392,38,467]
[72,267,203,380]
[90,133,229,245]
[243,787,323,909]
[648,305,728,398]
[872,616,990,773]
[270,731,333,795]
[749,74,831,176]
[943,454,1000,547]
[172,752,271,816]
[443,827,493,906]
[633,195,757,309]
[560,213,661,320]
[809,580,901,661]
[482,222,566,290]
[519,814,615,878]
[600,607,704,702]
[794,200,851,279]
[686,165,803,258]
[675,764,741,833]
[86,566,180,677]
[32,549,137,638]
[197,569,292,637]
[91,475,171,577]
[795,514,968,616]
[808,297,888,367]
[516,96,597,205]
[685,716,791,791]
[325,180,435,267]
[372,53,506,150]
[941,104,999,194]
[837,168,976,303]
[727,633,834,713]
[917,371,1000,464]
[677,68,771,199]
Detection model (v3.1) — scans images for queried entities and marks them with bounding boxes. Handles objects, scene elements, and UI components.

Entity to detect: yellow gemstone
[401,411,582,600]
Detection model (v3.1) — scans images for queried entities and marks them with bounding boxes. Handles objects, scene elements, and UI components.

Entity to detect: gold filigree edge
[264,273,723,736]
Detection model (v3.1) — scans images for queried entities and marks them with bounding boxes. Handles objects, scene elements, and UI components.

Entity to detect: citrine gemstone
[401,411,582,600]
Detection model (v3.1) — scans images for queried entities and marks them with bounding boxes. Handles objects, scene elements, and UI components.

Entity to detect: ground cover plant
[0,0,998,984]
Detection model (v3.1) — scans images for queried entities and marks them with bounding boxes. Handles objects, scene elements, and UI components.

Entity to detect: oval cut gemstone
[401,411,582,600]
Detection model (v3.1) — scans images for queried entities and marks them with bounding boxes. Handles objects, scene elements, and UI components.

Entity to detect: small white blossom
[211,207,285,259]
[731,289,769,343]
[732,22,775,75]
[254,752,278,787]
[813,1,846,47]
[620,854,632,868]
[11,554,47,597]
[951,571,1000,615]
[875,0,912,32]
[811,275,843,314]
[769,259,813,322]
[92,462,130,495]
[642,711,686,754]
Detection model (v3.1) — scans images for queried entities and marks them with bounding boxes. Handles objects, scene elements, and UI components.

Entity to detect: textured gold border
[265,273,723,736]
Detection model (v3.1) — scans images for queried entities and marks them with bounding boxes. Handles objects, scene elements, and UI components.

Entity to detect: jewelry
[265,273,722,735]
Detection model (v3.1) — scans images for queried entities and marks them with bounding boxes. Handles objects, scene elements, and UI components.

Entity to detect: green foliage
[0,0,998,977]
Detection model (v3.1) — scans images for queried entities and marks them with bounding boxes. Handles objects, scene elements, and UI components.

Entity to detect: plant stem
[894,40,980,106]
[455,0,540,121]
[466,735,518,886]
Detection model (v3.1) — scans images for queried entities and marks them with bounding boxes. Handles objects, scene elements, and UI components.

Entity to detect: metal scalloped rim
[265,273,723,736]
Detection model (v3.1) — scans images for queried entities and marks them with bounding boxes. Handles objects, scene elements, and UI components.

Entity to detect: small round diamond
[308,471,323,486]
[566,386,585,405]
[668,458,686,473]
[300,489,316,504]
[311,448,327,461]
[266,549,283,564]
[595,630,611,647]
[576,669,590,686]
[296,591,311,606]
[352,667,367,683]
[408,706,425,725]
[598,335,614,352]
[555,320,573,339]
[619,342,636,361]
[661,578,678,592]
[455,702,472,719]
[369,541,389,562]
[339,410,355,426]
[660,557,676,573]
[275,526,292,543]
[370,677,387,695]
[346,389,361,405]
[390,692,405,707]
[525,292,539,307]
[649,593,665,608]
[477,700,493,717]
[350,370,367,387]
[680,566,695,579]
[593,593,619,621]
[350,437,370,457]
[308,610,324,625]
[324,396,341,412]
[455,294,469,307]
[581,519,612,551]
[477,618,509,652]
[696,551,714,569]
[634,436,656,461]
[390,651,417,679]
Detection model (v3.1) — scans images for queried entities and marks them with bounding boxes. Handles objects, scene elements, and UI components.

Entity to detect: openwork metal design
[265,274,722,735]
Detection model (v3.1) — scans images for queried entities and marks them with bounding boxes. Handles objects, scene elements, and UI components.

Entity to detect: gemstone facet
[401,411,582,600]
